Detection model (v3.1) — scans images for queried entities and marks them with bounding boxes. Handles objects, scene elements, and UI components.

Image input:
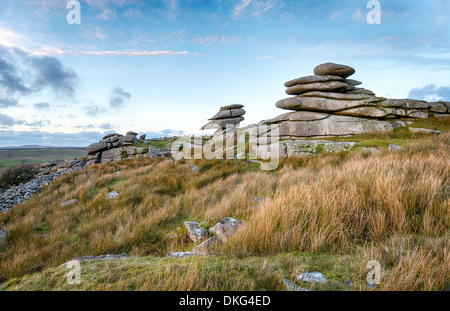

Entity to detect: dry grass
[0,130,449,291]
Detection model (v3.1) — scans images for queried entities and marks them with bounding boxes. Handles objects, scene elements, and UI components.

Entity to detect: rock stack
[201,105,246,131]
[260,62,450,139]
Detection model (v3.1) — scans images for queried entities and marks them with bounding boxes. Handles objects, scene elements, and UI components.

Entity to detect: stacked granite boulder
[260,62,450,139]
[201,105,246,131]
[85,132,159,166]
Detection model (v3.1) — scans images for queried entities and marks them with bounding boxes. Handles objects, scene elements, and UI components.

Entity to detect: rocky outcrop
[260,62,449,139]
[85,132,162,166]
[201,105,246,131]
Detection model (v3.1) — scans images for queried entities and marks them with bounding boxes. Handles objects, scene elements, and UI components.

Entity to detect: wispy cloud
[109,86,131,109]
[233,0,279,19]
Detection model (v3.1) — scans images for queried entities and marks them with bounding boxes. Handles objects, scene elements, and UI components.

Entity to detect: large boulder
[86,142,108,155]
[285,140,356,157]
[314,62,356,78]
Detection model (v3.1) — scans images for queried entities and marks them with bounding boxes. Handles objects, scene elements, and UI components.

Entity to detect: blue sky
[0,0,449,146]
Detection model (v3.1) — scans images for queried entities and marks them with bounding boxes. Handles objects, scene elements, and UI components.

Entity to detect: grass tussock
[0,126,449,291]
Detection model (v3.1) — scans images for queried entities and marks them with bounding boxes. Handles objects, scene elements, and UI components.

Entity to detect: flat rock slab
[209,108,246,120]
[380,99,430,109]
[284,75,343,87]
[166,252,195,258]
[346,88,376,96]
[335,107,399,118]
[285,140,356,157]
[285,81,349,95]
[280,115,395,137]
[201,116,244,130]
[298,91,379,101]
[297,271,328,284]
[314,62,355,78]
[276,97,379,112]
[220,104,244,111]
[69,254,131,263]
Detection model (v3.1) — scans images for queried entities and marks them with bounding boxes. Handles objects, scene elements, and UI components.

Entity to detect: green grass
[0,252,360,291]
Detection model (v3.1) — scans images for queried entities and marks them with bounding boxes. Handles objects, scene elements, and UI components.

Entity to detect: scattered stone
[361,147,379,155]
[193,236,219,255]
[343,280,354,286]
[166,252,195,258]
[409,128,442,134]
[296,271,328,284]
[107,191,120,199]
[283,279,309,292]
[189,165,200,173]
[59,199,78,207]
[388,144,405,152]
[184,221,207,243]
[70,254,130,263]
[209,217,246,242]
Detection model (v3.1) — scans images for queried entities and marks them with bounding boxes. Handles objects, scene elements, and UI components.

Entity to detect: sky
[0,0,449,147]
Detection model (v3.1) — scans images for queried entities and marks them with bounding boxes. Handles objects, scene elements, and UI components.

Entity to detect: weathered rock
[184,221,207,243]
[166,252,195,258]
[285,81,349,96]
[276,97,379,112]
[335,107,397,118]
[346,88,376,95]
[193,236,219,255]
[107,191,119,199]
[429,103,448,113]
[0,230,9,245]
[86,142,108,155]
[139,134,147,140]
[103,133,120,140]
[70,254,130,263]
[389,144,405,151]
[284,75,344,87]
[297,271,328,284]
[282,115,395,137]
[380,99,430,109]
[209,109,246,120]
[285,140,356,157]
[59,199,78,207]
[314,62,355,78]
[344,79,362,86]
[298,91,379,101]
[409,128,442,134]
[210,217,246,242]
[220,104,244,111]
[201,116,245,130]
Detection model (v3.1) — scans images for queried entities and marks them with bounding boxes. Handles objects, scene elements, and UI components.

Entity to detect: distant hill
[0,147,86,168]
[0,145,85,150]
